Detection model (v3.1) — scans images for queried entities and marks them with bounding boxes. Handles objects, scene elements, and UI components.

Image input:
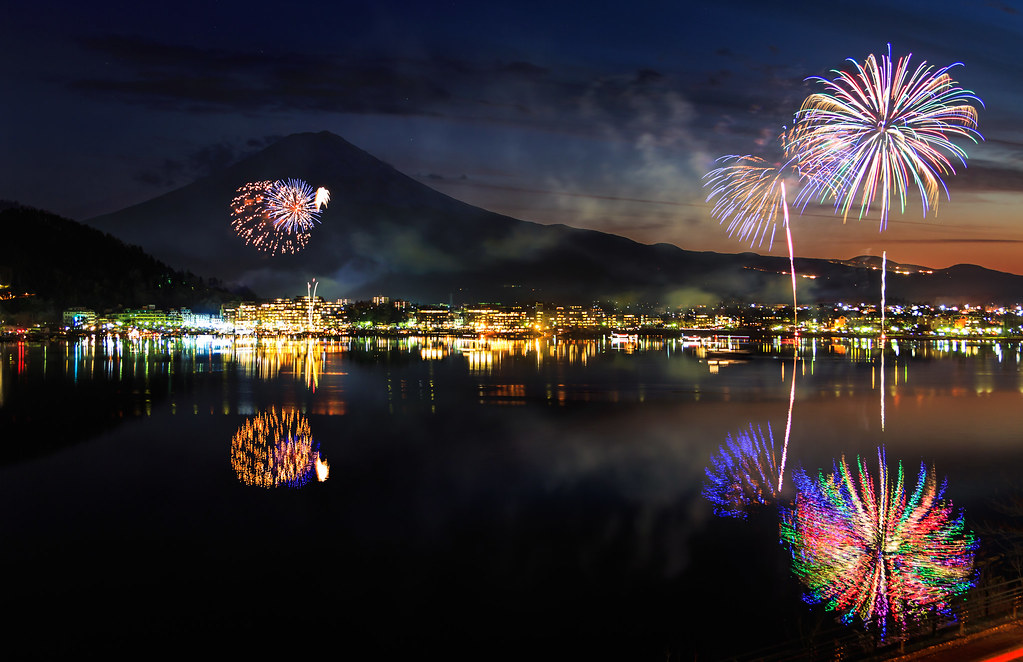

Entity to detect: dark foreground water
[2,335,1022,659]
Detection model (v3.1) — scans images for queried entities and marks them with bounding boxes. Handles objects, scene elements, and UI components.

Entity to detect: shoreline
[4,328,1023,343]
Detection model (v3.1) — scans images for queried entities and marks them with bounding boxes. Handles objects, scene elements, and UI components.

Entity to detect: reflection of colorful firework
[230,408,327,488]
[229,179,329,254]
[703,423,781,519]
[781,448,976,636]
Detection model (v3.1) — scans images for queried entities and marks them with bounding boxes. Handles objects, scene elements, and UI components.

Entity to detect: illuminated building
[63,308,96,328]
[74,307,232,333]
[413,307,454,332]
[460,305,533,334]
[225,296,338,335]
[110,306,183,330]
[178,309,224,332]
[551,305,608,331]
[612,312,642,329]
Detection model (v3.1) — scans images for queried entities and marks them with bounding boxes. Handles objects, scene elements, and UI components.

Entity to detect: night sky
[4,1,1023,274]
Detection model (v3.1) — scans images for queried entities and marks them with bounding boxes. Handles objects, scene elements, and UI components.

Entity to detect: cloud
[528,68,708,230]
[434,179,703,209]
[69,33,777,157]
[134,136,280,188]
[67,34,797,235]
[579,69,695,148]
[482,226,561,261]
[320,260,386,296]
[350,228,461,274]
[985,1,1019,15]
[662,286,719,309]
[952,161,1023,192]
[71,35,569,122]
[869,237,1023,245]
[133,160,185,187]
[72,36,448,115]
[499,61,550,78]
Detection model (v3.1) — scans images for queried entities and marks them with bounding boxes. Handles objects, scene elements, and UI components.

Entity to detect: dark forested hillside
[0,204,244,319]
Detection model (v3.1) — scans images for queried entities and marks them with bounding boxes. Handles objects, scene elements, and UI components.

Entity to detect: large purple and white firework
[792,45,983,229]
[705,47,982,236]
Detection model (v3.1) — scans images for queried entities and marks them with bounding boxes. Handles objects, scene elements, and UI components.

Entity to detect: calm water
[2,335,1022,659]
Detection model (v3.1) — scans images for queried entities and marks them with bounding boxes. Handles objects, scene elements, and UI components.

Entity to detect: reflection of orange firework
[230,408,327,488]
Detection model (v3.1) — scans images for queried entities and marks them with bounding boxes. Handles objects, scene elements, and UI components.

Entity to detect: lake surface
[3,335,1022,659]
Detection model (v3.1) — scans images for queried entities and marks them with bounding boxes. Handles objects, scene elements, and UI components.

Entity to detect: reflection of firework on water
[230,408,328,488]
[793,46,983,228]
[703,423,781,519]
[315,455,330,482]
[781,448,976,636]
[230,179,329,254]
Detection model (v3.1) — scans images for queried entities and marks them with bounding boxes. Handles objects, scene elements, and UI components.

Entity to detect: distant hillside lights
[0,269,21,302]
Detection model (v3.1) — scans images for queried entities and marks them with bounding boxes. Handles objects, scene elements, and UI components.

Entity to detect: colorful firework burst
[704,47,981,237]
[703,423,782,519]
[780,448,977,636]
[704,155,790,249]
[265,178,324,233]
[702,126,838,250]
[703,156,803,325]
[229,179,329,254]
[793,45,983,229]
[230,408,327,488]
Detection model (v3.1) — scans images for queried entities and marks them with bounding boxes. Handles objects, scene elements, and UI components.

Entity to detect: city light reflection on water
[3,334,1023,415]
[4,333,1023,481]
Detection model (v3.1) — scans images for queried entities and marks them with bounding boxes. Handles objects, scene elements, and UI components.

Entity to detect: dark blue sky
[4,0,1023,272]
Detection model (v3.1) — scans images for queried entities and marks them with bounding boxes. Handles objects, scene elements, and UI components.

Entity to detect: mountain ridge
[84,131,1023,306]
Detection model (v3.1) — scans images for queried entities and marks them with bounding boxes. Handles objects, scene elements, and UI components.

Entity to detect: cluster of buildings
[62,306,227,334]
[51,295,1023,338]
[60,298,650,336]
